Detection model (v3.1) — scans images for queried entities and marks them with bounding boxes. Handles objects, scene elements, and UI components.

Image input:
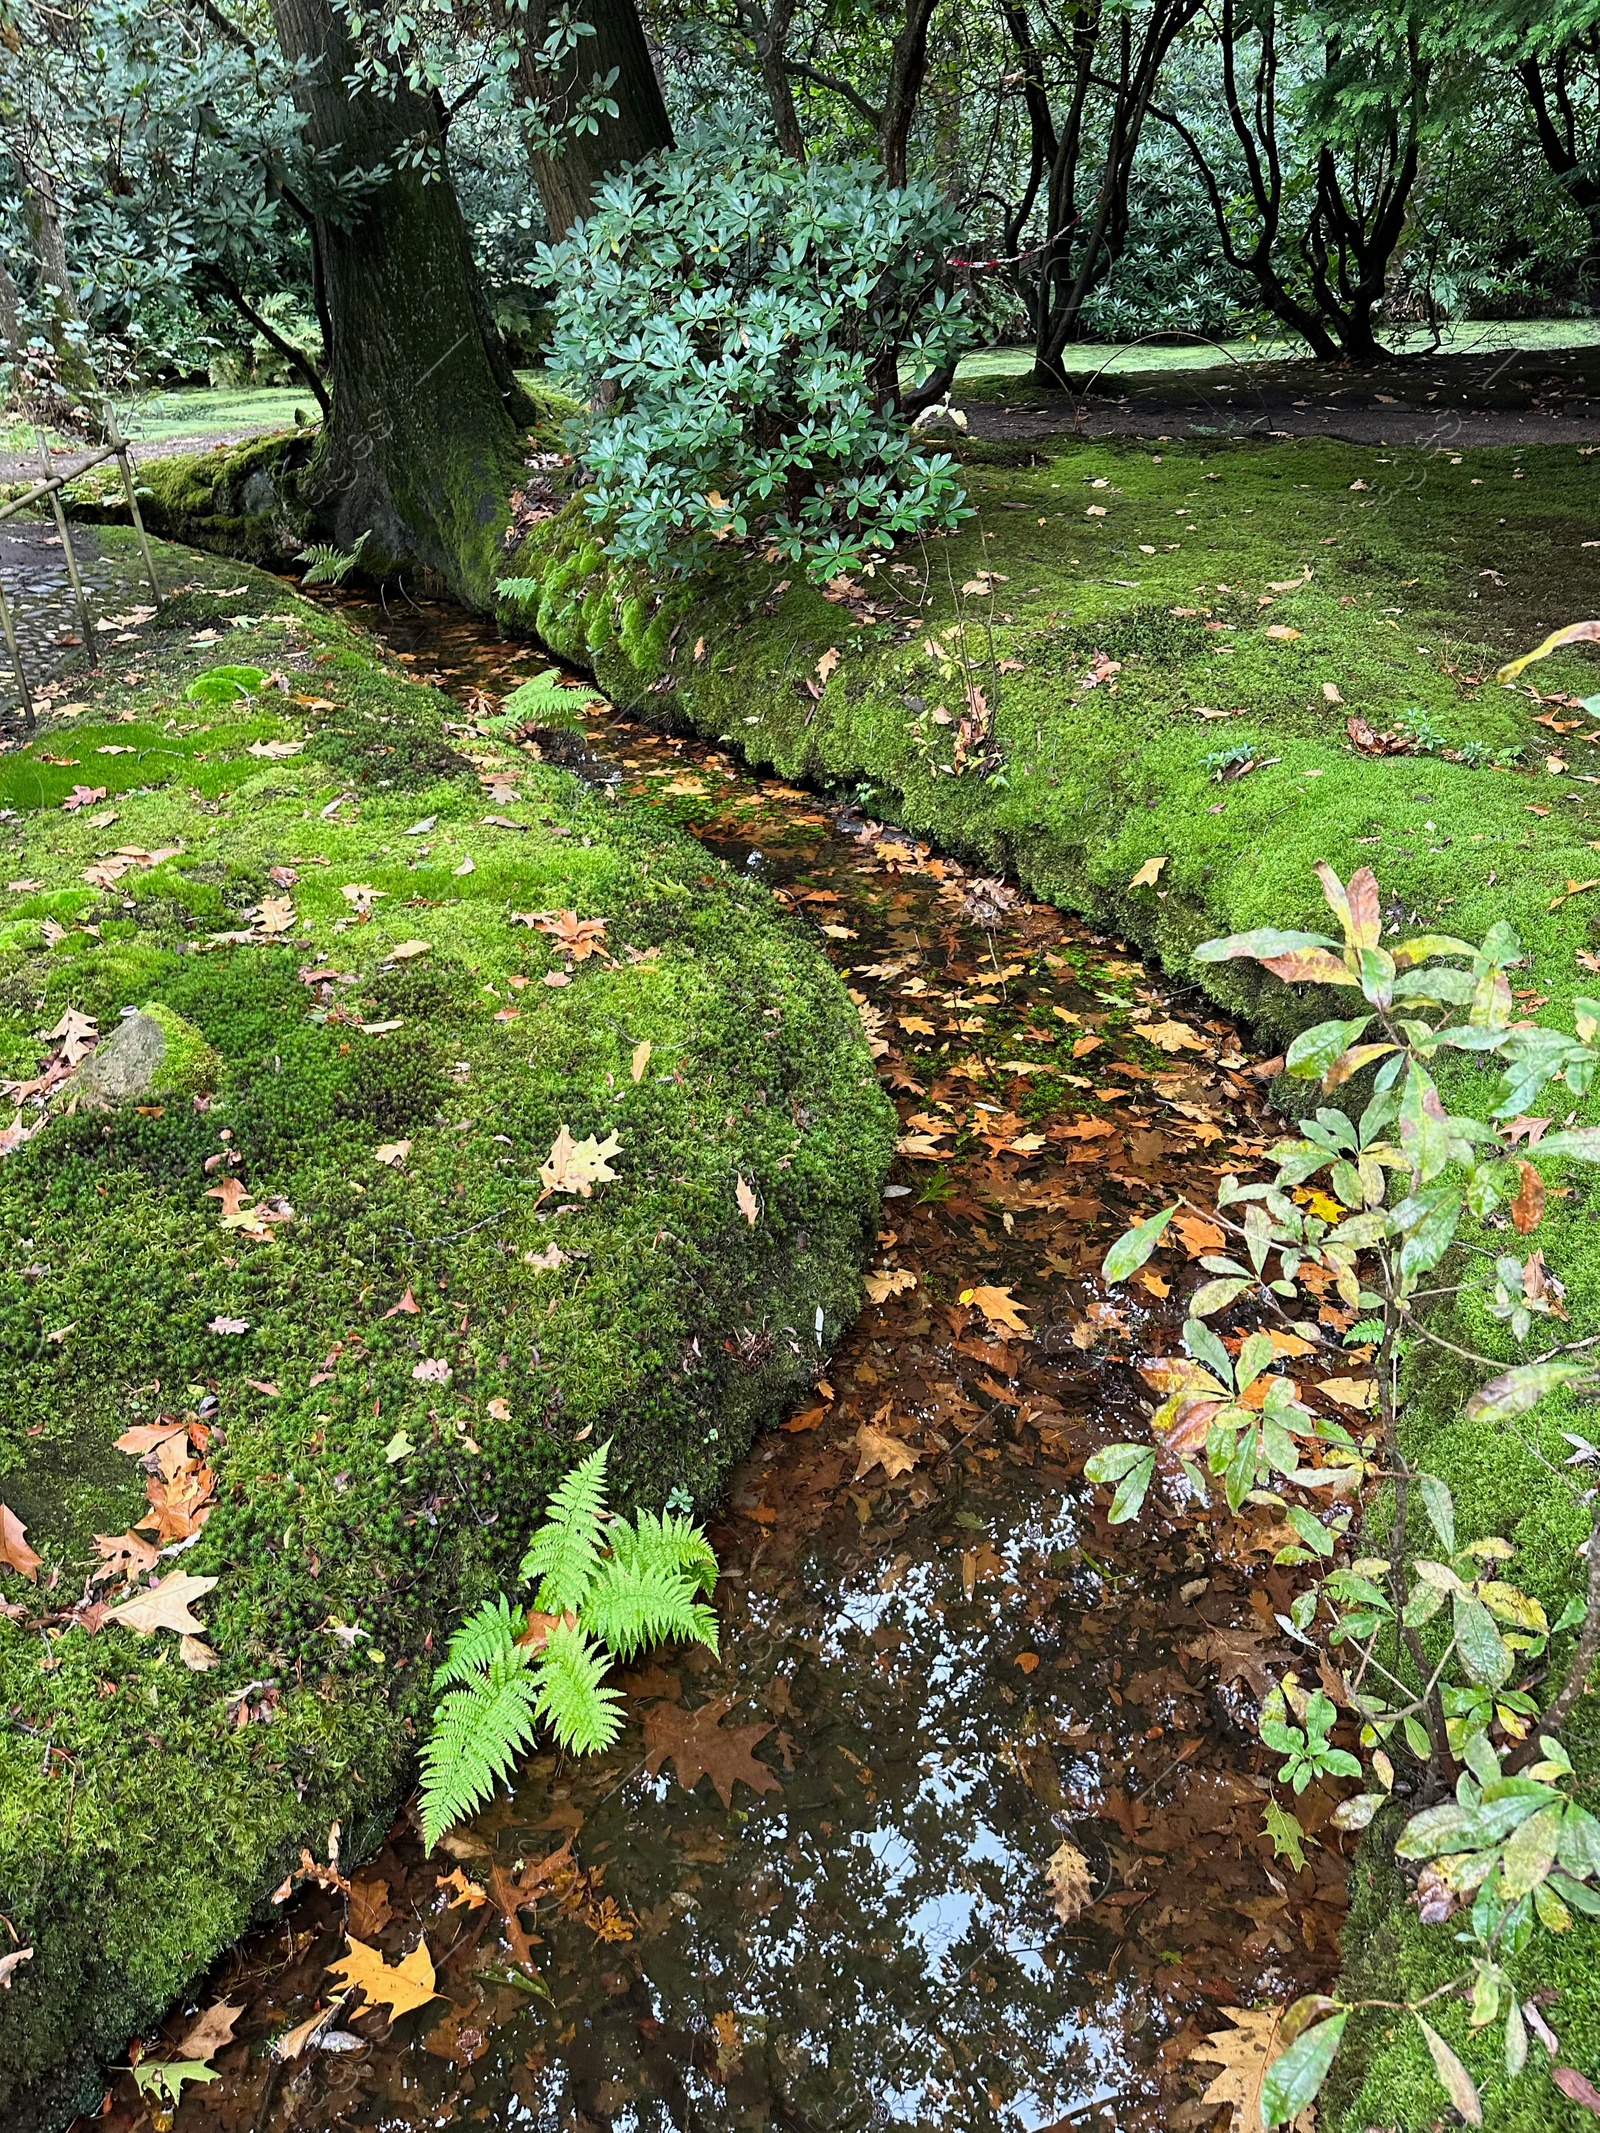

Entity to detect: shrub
[535,136,973,583]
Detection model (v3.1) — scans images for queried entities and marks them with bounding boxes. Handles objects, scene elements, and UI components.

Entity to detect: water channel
[92,592,1349,2133]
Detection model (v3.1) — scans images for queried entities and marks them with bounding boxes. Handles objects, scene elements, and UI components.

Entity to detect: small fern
[419,1443,720,1847]
[434,1592,525,1689]
[518,1441,611,1614]
[299,529,370,586]
[533,1619,625,1754]
[420,1646,541,1851]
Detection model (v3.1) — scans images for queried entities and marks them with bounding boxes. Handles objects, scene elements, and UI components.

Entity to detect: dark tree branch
[202,261,331,415]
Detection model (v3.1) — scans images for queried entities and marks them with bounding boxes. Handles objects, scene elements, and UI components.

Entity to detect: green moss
[499,434,1600,2132]
[0,537,894,2129]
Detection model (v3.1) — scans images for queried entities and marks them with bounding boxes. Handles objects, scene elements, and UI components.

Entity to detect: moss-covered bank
[498,433,1600,2128]
[0,537,893,2128]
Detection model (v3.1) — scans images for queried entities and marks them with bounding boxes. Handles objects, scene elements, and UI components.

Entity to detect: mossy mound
[499,435,1600,2130]
[0,540,894,2128]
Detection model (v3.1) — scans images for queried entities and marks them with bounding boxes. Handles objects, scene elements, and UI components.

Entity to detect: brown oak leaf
[641,1696,783,1809]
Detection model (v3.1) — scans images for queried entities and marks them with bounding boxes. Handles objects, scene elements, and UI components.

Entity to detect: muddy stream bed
[86,595,1359,2133]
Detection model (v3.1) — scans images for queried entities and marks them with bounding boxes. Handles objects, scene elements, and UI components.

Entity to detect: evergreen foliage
[420,1442,720,1847]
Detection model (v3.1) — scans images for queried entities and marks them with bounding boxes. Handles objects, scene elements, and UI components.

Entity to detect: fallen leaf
[387,940,432,962]
[864,1267,917,1305]
[735,1176,759,1226]
[853,1418,918,1481]
[207,1316,249,1335]
[1553,2067,1600,2113]
[105,1570,219,1638]
[961,1284,1029,1336]
[1129,855,1168,889]
[1511,1159,1545,1234]
[1045,1841,1093,1923]
[524,1244,566,1271]
[0,1947,33,1988]
[1173,1210,1226,1256]
[246,738,304,759]
[437,1868,487,1911]
[817,646,840,685]
[0,1502,41,1583]
[274,1994,348,2061]
[382,1286,421,1318]
[539,1124,621,1200]
[325,1935,440,2021]
[349,1876,392,1937]
[173,2001,241,2062]
[630,1039,652,1082]
[641,1696,783,1809]
[375,1140,412,1167]
[1190,2007,1311,2133]
[1263,624,1302,641]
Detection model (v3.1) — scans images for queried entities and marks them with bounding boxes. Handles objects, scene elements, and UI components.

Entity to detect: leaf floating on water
[1190,2005,1322,2131]
[960,1284,1029,1336]
[1044,1841,1093,1923]
[173,2000,242,2062]
[641,1695,783,1809]
[324,1935,441,2021]
[852,1416,918,1480]
[863,1266,916,1304]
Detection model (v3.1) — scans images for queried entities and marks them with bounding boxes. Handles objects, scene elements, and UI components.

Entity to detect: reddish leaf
[1511,1160,1546,1235]
[0,1502,41,1583]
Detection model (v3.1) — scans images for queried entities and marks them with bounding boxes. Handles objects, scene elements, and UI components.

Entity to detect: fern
[433,1592,525,1690]
[419,1646,541,1850]
[420,1451,721,1848]
[495,576,541,603]
[533,1618,625,1754]
[613,1507,719,1597]
[299,529,370,586]
[518,1441,610,1613]
[583,1554,719,1663]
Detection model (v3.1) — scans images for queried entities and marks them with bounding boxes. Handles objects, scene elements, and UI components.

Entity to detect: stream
[93,592,1350,2133]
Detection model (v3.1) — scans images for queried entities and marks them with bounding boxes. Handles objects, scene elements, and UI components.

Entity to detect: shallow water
[97,595,1351,2133]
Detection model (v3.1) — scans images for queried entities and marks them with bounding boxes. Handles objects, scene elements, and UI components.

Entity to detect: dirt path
[0,423,286,487]
[956,337,1600,448]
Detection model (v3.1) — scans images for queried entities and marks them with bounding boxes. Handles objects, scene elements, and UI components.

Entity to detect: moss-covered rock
[497,434,1600,2131]
[0,540,894,2128]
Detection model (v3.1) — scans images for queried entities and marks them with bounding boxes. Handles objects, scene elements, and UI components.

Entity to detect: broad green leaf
[1396,1793,1550,1858]
[1520,1126,1600,1162]
[1453,1593,1513,1689]
[1107,1450,1154,1522]
[1286,1505,1334,1556]
[1194,926,1341,965]
[1184,1316,1236,1387]
[1465,1360,1595,1422]
[1477,1582,1548,1634]
[1083,1442,1149,1485]
[1505,1996,1527,2080]
[1399,1061,1451,1183]
[1189,1275,1251,1317]
[1415,2018,1482,2126]
[1418,1474,1455,1555]
[1391,934,1478,968]
[1261,2011,1348,2127]
[1329,1793,1386,1831]
[1103,1205,1177,1281]
[1316,860,1381,950]
[1557,1804,1600,1879]
[1285,1015,1372,1080]
[1500,1804,1564,1901]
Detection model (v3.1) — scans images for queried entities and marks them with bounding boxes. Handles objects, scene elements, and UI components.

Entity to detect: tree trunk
[15,163,96,398]
[269,0,533,592]
[0,253,21,363]
[508,0,674,237]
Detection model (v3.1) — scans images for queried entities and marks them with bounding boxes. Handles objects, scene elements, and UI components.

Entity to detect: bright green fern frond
[533,1618,624,1755]
[581,1551,719,1662]
[299,529,370,586]
[419,1649,540,1850]
[434,1592,526,1691]
[609,1508,719,1599]
[518,1442,611,1614]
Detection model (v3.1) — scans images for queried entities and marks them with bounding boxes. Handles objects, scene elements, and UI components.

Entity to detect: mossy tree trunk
[503,0,674,236]
[269,0,534,591]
